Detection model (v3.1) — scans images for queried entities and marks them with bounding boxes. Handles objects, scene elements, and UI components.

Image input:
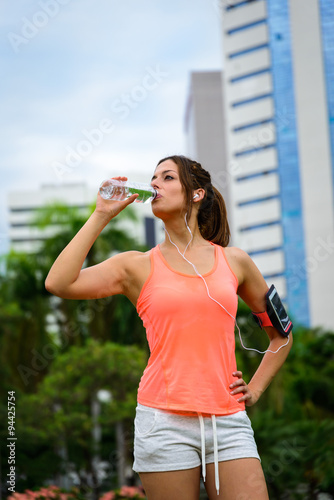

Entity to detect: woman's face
[150,159,186,218]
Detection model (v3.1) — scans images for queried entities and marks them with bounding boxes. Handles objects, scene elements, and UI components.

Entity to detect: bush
[8,485,84,500]
[8,485,146,500]
[100,486,146,499]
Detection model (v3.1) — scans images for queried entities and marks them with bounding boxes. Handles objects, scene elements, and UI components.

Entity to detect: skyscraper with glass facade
[220,0,334,329]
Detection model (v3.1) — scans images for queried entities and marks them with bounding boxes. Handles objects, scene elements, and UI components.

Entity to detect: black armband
[252,285,293,337]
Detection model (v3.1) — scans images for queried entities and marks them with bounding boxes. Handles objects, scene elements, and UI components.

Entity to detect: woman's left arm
[227,247,293,406]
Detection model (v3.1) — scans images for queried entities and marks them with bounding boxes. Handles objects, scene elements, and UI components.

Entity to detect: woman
[45,155,292,500]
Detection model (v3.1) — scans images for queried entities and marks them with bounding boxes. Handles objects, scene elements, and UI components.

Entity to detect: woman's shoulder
[222,245,251,265]
[221,246,256,285]
[223,245,267,290]
[109,249,152,304]
[103,248,151,275]
[118,249,152,268]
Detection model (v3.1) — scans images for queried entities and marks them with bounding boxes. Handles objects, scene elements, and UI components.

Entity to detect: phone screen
[268,287,291,332]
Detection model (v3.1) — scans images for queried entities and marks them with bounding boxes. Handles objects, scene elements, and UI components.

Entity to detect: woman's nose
[151,178,159,189]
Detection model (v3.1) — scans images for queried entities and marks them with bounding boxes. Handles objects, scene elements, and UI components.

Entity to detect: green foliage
[32,202,148,350]
[236,300,334,499]
[8,485,85,500]
[38,339,146,422]
[8,485,146,500]
[32,202,141,271]
[0,201,148,394]
[0,250,52,392]
[1,201,333,498]
[100,486,146,499]
[0,201,148,493]
[12,340,146,492]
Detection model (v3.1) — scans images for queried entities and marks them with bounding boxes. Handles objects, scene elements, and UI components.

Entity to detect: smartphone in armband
[266,285,293,337]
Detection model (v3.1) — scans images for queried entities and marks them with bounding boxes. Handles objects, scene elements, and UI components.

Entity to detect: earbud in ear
[193,193,200,200]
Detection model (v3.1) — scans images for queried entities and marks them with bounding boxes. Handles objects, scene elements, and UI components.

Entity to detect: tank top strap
[211,243,239,290]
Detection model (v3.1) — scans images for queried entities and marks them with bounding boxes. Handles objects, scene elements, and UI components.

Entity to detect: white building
[184,0,334,329]
[185,71,230,213]
[7,182,160,254]
[185,70,288,292]
[219,0,334,329]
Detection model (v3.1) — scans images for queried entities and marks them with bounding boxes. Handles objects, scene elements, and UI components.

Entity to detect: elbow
[45,276,64,297]
[45,276,57,295]
[281,330,293,355]
[45,275,76,299]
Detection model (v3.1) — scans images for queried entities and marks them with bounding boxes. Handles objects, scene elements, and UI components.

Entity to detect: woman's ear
[192,189,205,202]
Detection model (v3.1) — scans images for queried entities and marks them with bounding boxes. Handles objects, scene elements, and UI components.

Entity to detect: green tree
[235,300,334,499]
[14,340,147,497]
[0,250,51,393]
[0,201,148,393]
[0,201,149,494]
[34,202,148,349]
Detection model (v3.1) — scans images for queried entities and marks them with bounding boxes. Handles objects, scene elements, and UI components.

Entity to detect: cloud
[0,0,222,252]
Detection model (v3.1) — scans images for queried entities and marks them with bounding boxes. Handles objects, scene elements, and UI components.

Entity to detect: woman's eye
[165,175,173,180]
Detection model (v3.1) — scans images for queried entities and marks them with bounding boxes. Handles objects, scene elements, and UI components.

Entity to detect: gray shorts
[132,403,260,474]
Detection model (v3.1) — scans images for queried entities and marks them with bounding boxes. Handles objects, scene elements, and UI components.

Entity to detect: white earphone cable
[163,215,290,355]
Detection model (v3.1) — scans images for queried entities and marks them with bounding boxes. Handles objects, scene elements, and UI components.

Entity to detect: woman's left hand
[229,371,260,406]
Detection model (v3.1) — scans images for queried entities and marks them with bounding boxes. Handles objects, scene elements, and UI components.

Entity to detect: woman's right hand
[95,176,139,220]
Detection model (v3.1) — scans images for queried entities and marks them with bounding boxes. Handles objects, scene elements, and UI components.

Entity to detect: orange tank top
[136,243,245,416]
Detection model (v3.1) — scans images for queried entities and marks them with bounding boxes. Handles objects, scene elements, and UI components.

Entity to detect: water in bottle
[99,179,157,204]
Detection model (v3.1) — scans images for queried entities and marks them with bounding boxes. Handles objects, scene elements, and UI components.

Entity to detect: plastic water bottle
[99,179,157,204]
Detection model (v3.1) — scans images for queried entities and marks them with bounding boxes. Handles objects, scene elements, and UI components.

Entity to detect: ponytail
[197,185,230,247]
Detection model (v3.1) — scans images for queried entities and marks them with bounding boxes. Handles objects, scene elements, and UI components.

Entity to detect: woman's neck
[161,215,207,253]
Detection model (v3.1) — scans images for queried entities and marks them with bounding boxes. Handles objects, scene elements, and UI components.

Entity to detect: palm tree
[0,200,150,494]
[0,250,51,393]
[33,201,148,349]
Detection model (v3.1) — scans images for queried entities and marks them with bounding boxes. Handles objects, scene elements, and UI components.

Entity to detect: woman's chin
[151,204,166,219]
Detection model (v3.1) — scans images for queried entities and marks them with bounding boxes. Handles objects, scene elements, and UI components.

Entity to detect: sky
[0,0,224,252]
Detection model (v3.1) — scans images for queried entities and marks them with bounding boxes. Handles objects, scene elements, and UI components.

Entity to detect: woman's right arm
[45,179,138,300]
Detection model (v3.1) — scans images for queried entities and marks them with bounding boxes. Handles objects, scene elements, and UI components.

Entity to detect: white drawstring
[198,414,206,483]
[212,415,220,495]
[198,414,220,496]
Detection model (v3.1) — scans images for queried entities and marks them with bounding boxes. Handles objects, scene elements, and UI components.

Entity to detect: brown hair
[157,155,230,247]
